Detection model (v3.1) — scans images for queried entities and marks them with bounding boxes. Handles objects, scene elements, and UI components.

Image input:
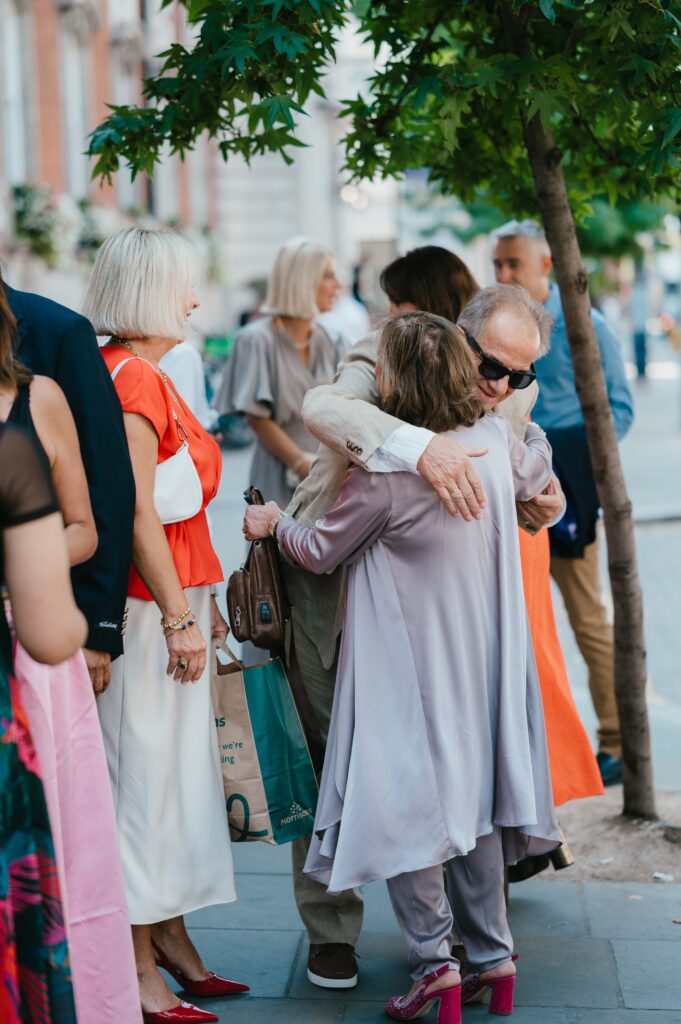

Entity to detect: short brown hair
[377,312,484,432]
[380,246,479,323]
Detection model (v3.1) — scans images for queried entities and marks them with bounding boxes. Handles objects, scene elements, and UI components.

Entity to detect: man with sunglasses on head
[492,219,634,787]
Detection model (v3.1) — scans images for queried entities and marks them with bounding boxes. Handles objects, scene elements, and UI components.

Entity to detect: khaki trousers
[550,536,621,757]
[290,624,364,946]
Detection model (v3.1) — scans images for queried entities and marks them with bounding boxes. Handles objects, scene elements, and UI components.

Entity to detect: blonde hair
[81,227,195,339]
[378,312,484,432]
[263,237,333,318]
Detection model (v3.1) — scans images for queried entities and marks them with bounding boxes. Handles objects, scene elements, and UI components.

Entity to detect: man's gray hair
[458,283,552,355]
[491,218,548,247]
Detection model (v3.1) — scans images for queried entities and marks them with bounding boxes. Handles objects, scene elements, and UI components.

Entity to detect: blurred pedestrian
[0,281,142,1022]
[1,422,86,1024]
[630,264,649,379]
[214,237,347,505]
[84,227,247,1023]
[492,219,634,786]
[245,312,562,1021]
[3,274,135,694]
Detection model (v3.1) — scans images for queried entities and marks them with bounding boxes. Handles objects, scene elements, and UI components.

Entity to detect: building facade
[0,4,408,330]
[0,0,223,328]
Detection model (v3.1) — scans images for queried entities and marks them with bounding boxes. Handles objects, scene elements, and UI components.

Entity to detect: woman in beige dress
[215,237,347,505]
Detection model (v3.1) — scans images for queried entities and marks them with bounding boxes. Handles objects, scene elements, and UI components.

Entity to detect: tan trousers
[290,623,364,947]
[550,536,621,757]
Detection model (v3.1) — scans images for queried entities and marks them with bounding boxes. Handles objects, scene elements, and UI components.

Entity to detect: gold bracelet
[160,607,195,632]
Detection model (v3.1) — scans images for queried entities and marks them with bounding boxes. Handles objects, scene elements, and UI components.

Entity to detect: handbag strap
[108,353,189,449]
[215,636,245,670]
[110,356,134,382]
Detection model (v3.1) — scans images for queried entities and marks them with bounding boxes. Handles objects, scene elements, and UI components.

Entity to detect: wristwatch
[268,510,289,538]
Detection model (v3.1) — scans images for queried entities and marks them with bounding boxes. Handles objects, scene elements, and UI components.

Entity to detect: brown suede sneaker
[307,943,358,989]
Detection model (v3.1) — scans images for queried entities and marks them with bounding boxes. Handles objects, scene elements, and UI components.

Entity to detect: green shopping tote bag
[211,641,318,844]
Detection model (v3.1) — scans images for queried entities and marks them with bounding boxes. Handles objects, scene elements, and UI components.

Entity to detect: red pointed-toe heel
[461,954,518,1016]
[142,1001,219,1023]
[384,965,461,1024]
[152,941,249,998]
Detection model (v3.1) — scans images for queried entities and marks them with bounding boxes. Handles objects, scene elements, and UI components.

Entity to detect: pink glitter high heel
[384,964,461,1024]
[461,954,518,1015]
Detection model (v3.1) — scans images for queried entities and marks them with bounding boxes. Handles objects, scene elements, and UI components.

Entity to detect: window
[1,0,33,185]
[59,10,92,199]
[109,15,144,210]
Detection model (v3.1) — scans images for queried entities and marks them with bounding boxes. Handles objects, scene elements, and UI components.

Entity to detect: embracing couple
[244,282,568,1022]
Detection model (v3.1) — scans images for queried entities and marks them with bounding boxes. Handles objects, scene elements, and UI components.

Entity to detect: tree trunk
[521,112,655,819]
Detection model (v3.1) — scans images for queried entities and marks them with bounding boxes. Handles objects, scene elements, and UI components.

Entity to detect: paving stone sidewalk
[178,841,681,1024]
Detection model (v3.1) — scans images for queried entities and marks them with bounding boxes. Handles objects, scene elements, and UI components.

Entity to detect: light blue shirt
[534,285,634,440]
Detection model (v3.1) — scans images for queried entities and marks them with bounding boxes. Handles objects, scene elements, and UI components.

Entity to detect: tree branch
[370,8,448,137]
[569,102,620,165]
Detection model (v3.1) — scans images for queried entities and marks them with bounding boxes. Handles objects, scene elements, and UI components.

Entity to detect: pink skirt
[13,641,142,1024]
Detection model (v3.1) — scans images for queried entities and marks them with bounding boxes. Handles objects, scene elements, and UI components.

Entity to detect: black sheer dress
[0,423,76,1023]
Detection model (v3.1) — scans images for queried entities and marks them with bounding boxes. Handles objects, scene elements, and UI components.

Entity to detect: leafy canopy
[90,0,681,221]
[89,0,345,180]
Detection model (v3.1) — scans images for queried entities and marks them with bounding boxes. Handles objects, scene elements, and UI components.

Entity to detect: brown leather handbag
[227,487,289,651]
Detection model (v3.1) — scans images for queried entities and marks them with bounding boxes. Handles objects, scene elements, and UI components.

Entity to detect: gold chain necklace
[109,336,170,383]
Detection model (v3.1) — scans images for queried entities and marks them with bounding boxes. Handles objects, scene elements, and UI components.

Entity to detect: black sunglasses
[463,329,536,391]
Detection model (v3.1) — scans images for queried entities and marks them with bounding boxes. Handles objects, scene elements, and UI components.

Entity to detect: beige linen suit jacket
[283,334,538,667]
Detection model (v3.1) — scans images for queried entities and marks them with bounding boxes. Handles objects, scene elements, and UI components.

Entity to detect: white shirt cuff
[546,492,567,528]
[367,424,435,474]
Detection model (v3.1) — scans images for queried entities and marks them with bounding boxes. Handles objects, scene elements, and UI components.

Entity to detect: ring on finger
[177,660,187,671]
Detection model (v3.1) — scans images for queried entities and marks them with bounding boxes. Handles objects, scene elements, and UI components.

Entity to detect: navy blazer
[6,283,135,657]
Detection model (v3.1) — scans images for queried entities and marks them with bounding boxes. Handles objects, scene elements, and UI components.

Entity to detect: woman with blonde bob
[215,236,346,505]
[244,313,560,1023]
[83,228,248,1024]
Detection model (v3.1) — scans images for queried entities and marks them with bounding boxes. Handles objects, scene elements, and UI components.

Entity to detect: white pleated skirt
[98,585,235,924]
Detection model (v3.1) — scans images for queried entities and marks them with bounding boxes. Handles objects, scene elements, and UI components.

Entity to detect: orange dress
[519,526,603,805]
[101,345,223,599]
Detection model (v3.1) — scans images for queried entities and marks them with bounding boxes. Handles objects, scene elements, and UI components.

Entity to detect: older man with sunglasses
[280,282,567,992]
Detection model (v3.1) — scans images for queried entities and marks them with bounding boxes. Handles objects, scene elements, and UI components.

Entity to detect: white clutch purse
[111,356,203,525]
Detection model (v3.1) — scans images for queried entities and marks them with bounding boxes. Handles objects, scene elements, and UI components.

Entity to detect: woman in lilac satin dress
[245,312,560,1023]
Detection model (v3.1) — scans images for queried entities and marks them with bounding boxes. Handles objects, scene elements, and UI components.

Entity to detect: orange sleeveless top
[102,346,223,601]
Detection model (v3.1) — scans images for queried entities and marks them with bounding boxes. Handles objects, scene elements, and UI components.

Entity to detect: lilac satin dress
[276,413,561,893]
